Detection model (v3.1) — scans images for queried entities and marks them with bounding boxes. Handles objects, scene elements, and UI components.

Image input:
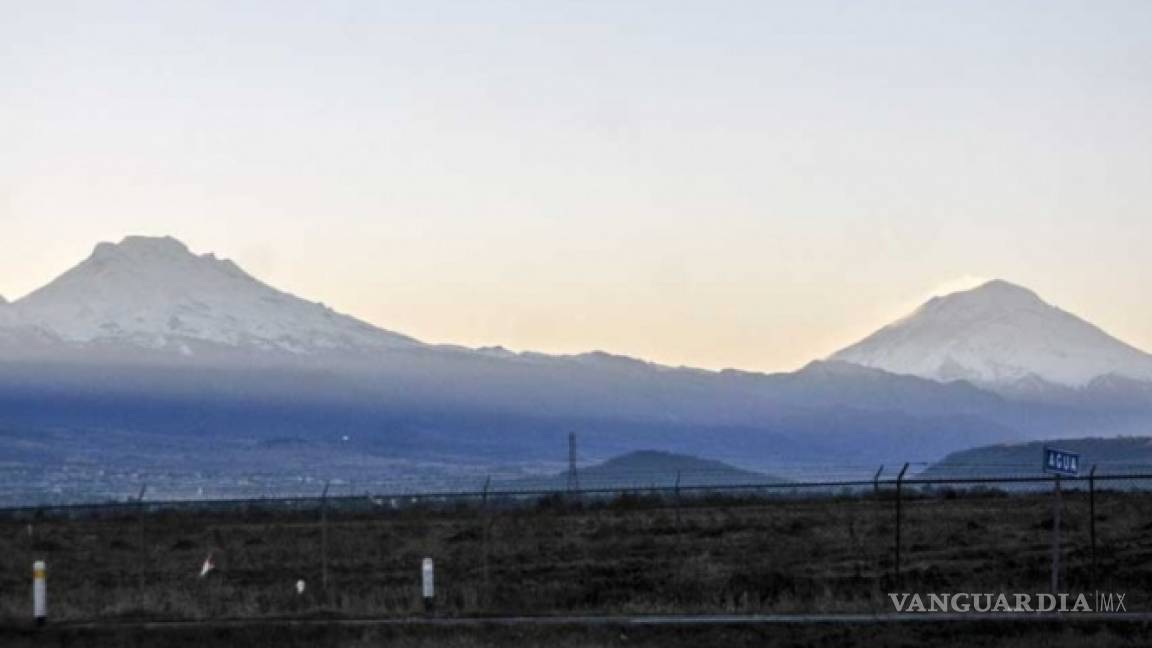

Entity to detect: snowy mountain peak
[830,279,1152,389]
[971,278,1034,295]
[1,235,420,357]
[80,236,254,284]
[93,234,191,259]
[948,278,1039,302]
[919,280,1043,313]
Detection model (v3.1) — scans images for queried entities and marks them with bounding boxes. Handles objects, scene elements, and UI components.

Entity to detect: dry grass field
[1,488,1151,645]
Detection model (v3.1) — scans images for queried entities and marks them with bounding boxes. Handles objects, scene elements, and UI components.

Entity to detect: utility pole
[566,433,580,493]
[482,475,491,605]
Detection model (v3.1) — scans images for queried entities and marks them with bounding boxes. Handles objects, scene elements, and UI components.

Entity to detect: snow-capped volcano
[3,241,1151,490]
[0,236,420,356]
[830,280,1152,389]
[6,237,1151,397]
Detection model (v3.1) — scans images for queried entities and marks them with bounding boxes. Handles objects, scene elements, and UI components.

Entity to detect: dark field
[2,488,1152,645]
[3,619,1152,648]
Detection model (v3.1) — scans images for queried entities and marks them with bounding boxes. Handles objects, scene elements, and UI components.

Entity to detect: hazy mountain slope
[0,353,1029,458]
[831,280,1152,389]
[920,437,1152,481]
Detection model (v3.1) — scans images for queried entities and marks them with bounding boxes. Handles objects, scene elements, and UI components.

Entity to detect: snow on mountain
[6,237,1150,401]
[830,280,1152,389]
[0,236,421,356]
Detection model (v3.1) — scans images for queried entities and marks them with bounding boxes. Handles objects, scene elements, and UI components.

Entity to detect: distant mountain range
[1,236,1150,502]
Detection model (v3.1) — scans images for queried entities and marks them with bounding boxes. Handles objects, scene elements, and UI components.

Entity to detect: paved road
[23,612,1152,631]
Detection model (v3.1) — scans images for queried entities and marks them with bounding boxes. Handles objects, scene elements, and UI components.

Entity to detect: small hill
[920,437,1152,482]
[501,450,784,493]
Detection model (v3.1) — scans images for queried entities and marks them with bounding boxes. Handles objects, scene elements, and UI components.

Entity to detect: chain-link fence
[1,466,1149,623]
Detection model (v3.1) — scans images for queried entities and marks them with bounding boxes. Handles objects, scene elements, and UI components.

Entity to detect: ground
[1,487,1150,644]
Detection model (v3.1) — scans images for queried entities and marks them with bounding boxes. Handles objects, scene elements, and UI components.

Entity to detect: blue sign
[1043,447,1080,476]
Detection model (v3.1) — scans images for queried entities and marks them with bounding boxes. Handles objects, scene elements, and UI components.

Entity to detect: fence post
[873,465,884,497]
[1089,465,1097,590]
[894,463,909,581]
[481,476,491,605]
[320,480,331,600]
[32,560,46,626]
[1051,474,1062,593]
[422,557,435,614]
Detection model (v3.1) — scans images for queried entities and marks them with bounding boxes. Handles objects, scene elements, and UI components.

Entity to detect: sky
[2,1,1150,372]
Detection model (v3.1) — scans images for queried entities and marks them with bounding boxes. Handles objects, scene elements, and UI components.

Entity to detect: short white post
[33,560,47,626]
[421,557,435,613]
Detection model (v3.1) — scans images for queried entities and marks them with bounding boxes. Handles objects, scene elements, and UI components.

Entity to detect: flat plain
[2,488,1151,645]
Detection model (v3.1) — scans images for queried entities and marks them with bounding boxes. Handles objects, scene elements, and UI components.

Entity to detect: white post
[421,557,434,613]
[33,560,47,625]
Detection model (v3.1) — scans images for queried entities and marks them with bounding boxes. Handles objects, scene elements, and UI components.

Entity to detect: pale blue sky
[2,1,1150,371]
